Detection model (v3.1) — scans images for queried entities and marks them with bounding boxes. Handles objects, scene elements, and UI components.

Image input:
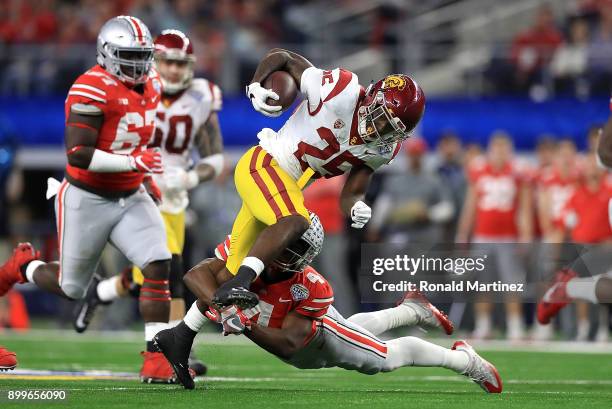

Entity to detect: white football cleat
[452,340,502,393]
[398,290,454,335]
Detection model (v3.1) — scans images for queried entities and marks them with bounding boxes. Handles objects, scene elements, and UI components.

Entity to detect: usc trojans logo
[383,75,406,90]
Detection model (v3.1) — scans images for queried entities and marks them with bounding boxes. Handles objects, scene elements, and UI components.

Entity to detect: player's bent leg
[595,275,612,302]
[0,243,40,296]
[348,290,454,336]
[214,215,309,309]
[214,146,310,309]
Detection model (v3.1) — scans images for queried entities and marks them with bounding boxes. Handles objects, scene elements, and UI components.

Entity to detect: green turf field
[0,331,611,409]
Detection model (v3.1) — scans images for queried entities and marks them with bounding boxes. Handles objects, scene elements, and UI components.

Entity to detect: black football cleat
[188,349,207,376]
[73,273,111,333]
[212,286,259,310]
[154,328,195,390]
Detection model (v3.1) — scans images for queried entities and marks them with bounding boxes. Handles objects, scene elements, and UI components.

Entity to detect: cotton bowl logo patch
[290,284,309,301]
[383,75,406,90]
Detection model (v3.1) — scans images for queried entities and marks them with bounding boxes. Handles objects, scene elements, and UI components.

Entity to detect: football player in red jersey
[154,214,502,393]
[0,16,178,383]
[70,29,223,376]
[456,132,532,340]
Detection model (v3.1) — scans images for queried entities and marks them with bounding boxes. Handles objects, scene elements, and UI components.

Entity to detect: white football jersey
[257,67,400,183]
[152,78,222,213]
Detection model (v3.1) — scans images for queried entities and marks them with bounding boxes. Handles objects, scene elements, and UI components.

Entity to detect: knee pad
[168,255,184,299]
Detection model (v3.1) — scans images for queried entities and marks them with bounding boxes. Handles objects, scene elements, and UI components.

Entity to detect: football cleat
[153,328,195,389]
[398,290,454,335]
[537,269,577,325]
[0,243,40,296]
[452,340,502,393]
[72,274,111,333]
[139,351,177,384]
[212,286,259,310]
[0,346,17,371]
[188,349,207,376]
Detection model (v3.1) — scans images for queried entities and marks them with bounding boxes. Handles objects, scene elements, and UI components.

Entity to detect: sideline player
[155,214,502,393]
[213,49,426,309]
[72,29,223,375]
[0,16,176,383]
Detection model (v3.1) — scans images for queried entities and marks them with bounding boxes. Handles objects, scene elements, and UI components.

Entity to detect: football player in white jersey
[72,30,224,376]
[212,48,426,309]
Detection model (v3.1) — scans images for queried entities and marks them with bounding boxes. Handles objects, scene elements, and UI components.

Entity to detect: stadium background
[0,0,611,343]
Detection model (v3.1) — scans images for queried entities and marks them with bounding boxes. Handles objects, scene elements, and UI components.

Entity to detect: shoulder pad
[70,103,103,116]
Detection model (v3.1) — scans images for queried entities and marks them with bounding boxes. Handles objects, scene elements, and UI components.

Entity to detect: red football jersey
[539,166,581,228]
[563,180,612,243]
[215,236,334,329]
[468,157,527,238]
[65,65,162,192]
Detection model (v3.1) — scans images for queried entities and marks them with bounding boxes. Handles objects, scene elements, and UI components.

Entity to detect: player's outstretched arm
[244,311,314,360]
[597,118,612,167]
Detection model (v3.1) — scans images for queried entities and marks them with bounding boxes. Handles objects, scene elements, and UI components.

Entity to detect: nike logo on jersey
[278,298,292,303]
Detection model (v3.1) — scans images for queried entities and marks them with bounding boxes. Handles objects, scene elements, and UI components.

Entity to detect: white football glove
[246,82,282,117]
[162,167,199,193]
[350,200,372,229]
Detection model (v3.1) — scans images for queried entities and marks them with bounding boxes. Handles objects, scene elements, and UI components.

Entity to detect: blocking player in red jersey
[0,16,178,383]
[537,153,612,326]
[71,29,224,376]
[154,214,502,393]
[456,132,532,340]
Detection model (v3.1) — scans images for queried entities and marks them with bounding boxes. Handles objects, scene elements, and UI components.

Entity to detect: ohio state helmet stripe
[125,16,144,43]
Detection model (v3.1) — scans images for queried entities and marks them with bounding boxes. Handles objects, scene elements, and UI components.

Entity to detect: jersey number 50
[150,114,194,154]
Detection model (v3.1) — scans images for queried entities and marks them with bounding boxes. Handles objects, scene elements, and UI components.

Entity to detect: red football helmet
[153,29,195,94]
[358,74,425,147]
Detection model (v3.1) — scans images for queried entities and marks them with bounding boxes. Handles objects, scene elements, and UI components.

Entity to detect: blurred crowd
[486,1,612,97]
[2,0,612,97]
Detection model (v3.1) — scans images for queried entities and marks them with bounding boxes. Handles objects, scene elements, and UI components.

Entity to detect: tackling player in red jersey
[154,214,502,393]
[0,16,178,383]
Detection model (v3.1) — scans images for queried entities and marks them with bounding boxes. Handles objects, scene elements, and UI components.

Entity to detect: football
[263,71,298,111]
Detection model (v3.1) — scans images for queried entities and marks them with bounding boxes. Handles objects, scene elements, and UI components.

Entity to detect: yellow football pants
[226,146,313,274]
[133,210,185,285]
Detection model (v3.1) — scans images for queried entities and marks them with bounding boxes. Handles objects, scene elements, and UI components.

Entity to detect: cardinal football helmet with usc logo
[154,29,196,94]
[358,74,425,147]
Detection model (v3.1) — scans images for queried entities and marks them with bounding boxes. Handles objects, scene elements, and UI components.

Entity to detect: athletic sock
[97,275,121,302]
[183,301,207,333]
[145,322,170,352]
[348,306,418,336]
[383,337,469,373]
[21,260,44,283]
[566,276,600,303]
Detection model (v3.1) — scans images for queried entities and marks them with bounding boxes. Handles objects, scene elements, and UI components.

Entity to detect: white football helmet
[96,16,154,85]
[274,213,325,272]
